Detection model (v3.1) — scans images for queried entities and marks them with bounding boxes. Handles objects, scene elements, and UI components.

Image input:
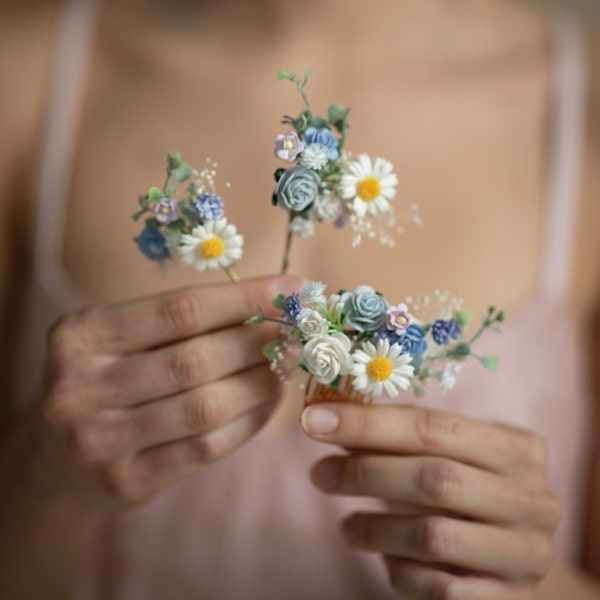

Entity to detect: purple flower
[386,303,412,334]
[400,325,428,357]
[137,228,170,261]
[282,293,303,324]
[431,319,461,345]
[303,127,339,160]
[193,193,225,221]
[153,197,180,224]
[274,132,304,162]
[341,285,388,332]
[275,165,320,212]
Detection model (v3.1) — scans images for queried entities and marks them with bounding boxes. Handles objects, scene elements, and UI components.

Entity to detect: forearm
[535,557,600,600]
[0,414,103,600]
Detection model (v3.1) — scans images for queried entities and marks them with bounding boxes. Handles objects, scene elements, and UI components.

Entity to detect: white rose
[301,332,352,384]
[312,190,344,223]
[297,308,329,338]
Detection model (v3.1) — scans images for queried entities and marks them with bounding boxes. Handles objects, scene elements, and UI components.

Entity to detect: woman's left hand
[301,403,562,599]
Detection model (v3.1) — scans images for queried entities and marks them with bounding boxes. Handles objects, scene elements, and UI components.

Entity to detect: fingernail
[311,460,341,490]
[301,406,339,435]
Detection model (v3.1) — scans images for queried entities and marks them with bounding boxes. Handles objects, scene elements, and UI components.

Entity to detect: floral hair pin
[272,69,422,273]
[133,151,243,283]
[247,281,504,406]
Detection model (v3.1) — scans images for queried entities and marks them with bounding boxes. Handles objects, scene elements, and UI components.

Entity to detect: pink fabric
[6,2,594,598]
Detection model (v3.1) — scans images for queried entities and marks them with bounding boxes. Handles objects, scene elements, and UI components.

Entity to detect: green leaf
[451,342,471,359]
[412,383,426,397]
[271,192,278,207]
[308,116,328,129]
[328,103,346,124]
[495,310,506,323]
[244,316,265,326]
[271,294,286,310]
[148,186,162,200]
[329,374,341,389]
[276,69,292,80]
[455,309,472,327]
[165,218,186,233]
[304,67,313,80]
[174,163,193,184]
[144,217,161,229]
[262,340,282,361]
[481,356,499,372]
[274,168,285,182]
[167,151,182,171]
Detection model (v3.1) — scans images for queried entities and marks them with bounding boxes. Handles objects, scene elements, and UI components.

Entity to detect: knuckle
[185,389,228,432]
[47,306,101,360]
[431,577,462,600]
[100,464,145,507]
[190,434,224,464]
[524,534,554,581]
[417,458,461,506]
[167,348,208,388]
[158,290,202,335]
[348,456,371,494]
[414,408,456,451]
[413,516,456,561]
[67,420,109,465]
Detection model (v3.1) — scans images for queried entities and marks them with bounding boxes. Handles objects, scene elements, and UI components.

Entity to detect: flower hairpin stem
[272,69,422,274]
[246,281,504,406]
[133,151,243,283]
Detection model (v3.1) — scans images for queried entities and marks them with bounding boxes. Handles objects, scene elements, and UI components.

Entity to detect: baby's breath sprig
[272,69,420,274]
[247,281,503,406]
[133,151,243,283]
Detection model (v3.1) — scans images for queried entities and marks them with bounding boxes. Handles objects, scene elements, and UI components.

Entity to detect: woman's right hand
[29,276,299,511]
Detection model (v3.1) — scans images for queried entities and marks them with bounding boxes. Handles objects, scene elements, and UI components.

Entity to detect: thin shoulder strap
[539,13,587,302]
[33,0,100,305]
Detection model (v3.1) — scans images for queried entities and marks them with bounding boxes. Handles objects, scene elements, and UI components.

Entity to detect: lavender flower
[193,193,225,221]
[431,319,461,345]
[274,132,304,162]
[153,198,180,224]
[386,303,412,334]
[282,293,303,324]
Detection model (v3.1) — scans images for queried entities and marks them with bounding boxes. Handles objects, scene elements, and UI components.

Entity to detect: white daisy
[349,339,414,398]
[178,218,244,271]
[339,153,398,218]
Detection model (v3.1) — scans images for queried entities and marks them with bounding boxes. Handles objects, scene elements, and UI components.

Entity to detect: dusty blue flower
[193,193,225,221]
[304,127,339,160]
[431,319,461,345]
[282,292,303,324]
[137,228,170,261]
[342,285,388,332]
[400,325,428,357]
[153,197,180,224]
[275,165,320,212]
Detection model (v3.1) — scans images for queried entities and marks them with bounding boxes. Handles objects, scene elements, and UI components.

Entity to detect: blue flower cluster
[431,319,461,345]
[193,193,225,221]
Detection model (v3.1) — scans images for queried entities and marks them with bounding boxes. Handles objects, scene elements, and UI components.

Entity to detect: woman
[1,0,599,597]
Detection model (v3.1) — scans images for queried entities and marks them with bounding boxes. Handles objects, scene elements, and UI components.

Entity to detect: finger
[342,513,553,582]
[100,364,282,460]
[311,455,559,530]
[101,323,278,406]
[384,558,531,600]
[106,400,278,505]
[301,404,548,478]
[58,276,301,356]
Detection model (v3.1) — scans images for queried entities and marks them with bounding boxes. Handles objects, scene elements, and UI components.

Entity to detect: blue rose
[275,165,320,212]
[342,285,388,332]
[137,228,170,262]
[400,324,428,357]
[303,127,339,160]
[431,319,461,345]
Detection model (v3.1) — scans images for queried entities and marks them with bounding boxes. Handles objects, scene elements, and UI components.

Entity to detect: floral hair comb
[132,151,243,282]
[272,69,422,274]
[247,282,503,406]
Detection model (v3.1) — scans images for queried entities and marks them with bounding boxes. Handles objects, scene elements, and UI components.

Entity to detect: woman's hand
[301,403,562,599]
[27,276,299,511]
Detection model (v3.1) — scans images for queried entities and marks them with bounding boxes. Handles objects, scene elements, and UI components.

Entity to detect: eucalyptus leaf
[308,116,328,129]
[481,356,499,372]
[166,218,186,232]
[144,217,161,230]
[451,342,471,359]
[262,340,282,361]
[167,151,182,170]
[174,163,193,184]
[272,294,286,310]
[455,309,472,327]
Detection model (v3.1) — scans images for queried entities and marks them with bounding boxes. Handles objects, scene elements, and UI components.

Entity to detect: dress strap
[538,13,587,303]
[33,0,100,305]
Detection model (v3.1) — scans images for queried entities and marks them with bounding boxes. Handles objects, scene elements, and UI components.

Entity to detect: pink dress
[7,1,595,598]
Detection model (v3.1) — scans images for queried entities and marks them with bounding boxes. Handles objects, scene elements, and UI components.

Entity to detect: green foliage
[144,217,161,229]
[148,186,162,200]
[451,342,471,359]
[481,356,499,372]
[262,340,282,361]
[174,163,193,184]
[272,294,287,310]
[167,151,182,171]
[455,309,472,327]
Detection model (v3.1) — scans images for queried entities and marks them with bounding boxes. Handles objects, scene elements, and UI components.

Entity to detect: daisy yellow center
[357,177,381,202]
[367,356,393,381]
[200,236,225,259]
